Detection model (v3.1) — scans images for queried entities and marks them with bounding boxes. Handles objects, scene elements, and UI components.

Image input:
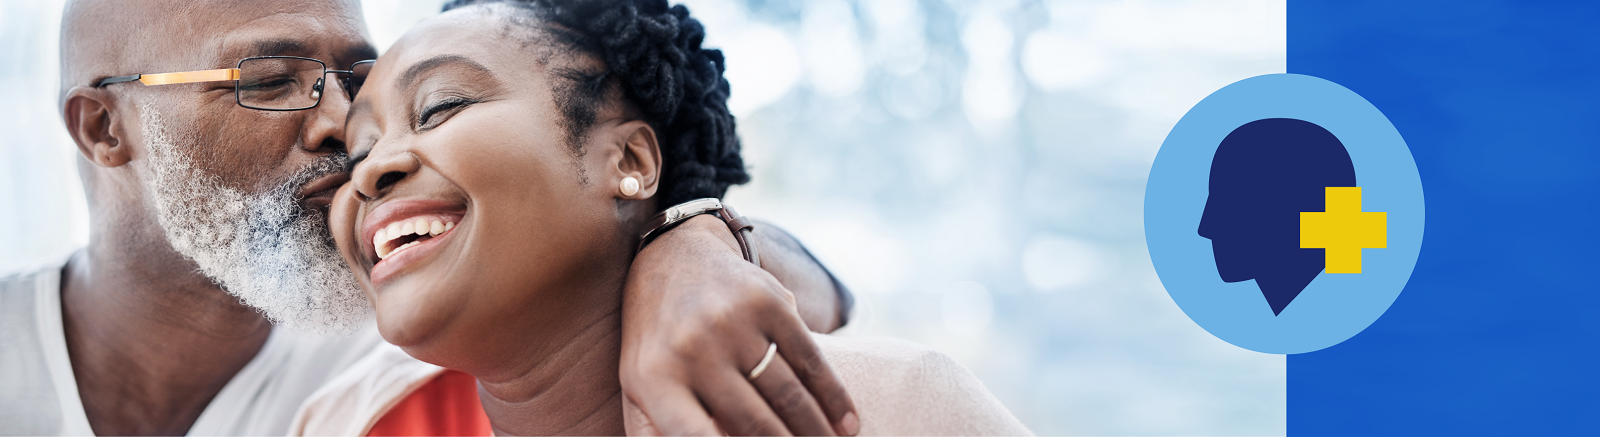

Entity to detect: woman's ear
[62,86,132,168]
[609,120,662,200]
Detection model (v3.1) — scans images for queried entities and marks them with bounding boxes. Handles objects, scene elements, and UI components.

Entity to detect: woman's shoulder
[288,343,445,436]
[813,334,1033,436]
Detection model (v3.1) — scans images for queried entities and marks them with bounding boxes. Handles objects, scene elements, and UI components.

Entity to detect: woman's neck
[472,306,627,435]
[450,220,645,435]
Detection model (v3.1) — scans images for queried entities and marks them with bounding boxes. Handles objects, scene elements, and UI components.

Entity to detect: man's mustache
[279,152,351,201]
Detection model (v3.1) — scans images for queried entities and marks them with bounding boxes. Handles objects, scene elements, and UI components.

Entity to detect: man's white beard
[139,102,369,333]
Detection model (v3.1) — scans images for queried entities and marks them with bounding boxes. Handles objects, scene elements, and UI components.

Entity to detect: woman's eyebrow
[398,54,493,91]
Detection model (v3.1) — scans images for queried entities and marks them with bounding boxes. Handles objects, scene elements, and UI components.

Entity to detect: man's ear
[610,120,663,200]
[62,86,132,168]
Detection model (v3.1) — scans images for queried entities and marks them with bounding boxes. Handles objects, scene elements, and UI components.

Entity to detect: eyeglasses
[95,56,376,111]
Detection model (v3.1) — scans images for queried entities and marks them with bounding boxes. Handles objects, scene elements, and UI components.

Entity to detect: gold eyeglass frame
[95,56,375,111]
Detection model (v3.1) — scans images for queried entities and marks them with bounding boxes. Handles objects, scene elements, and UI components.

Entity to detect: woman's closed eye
[417,97,477,131]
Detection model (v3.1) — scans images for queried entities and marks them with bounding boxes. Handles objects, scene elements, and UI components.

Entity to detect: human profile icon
[1198,118,1356,315]
[1151,74,1420,353]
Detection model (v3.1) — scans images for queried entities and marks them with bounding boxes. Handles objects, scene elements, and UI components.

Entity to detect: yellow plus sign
[1300,187,1387,274]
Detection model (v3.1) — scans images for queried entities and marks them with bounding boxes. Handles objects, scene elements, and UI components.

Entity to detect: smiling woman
[290,0,1029,435]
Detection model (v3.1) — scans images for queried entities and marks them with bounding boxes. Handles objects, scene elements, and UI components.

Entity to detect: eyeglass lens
[237,57,327,111]
[344,60,374,102]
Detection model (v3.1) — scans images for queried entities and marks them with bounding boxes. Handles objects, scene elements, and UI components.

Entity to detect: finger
[750,351,835,436]
[622,395,663,436]
[698,370,793,436]
[766,312,861,436]
[627,381,720,436]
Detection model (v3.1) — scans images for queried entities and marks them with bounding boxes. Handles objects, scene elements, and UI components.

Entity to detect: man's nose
[302,74,353,154]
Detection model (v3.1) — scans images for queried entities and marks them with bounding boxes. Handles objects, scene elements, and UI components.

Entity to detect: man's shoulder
[0,255,82,435]
[813,334,1032,436]
[0,254,68,329]
[0,256,67,296]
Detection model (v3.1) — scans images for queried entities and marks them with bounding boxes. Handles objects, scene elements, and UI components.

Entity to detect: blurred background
[1,0,1286,434]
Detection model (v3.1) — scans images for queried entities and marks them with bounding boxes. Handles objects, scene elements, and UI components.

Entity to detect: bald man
[0,0,856,435]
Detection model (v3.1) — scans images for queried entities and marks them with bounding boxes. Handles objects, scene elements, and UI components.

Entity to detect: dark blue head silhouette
[1198,118,1355,315]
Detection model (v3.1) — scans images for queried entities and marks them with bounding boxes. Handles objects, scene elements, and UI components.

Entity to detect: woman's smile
[361,198,468,287]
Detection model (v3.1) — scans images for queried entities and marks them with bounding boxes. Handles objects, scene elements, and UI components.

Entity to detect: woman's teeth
[374,217,456,260]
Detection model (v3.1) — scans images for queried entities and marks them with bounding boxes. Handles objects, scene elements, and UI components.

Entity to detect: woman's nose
[352,149,421,201]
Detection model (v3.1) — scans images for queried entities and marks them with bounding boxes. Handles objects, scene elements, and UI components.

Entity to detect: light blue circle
[1146,73,1424,354]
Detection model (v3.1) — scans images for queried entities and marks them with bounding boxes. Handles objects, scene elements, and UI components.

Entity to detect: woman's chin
[376,316,468,371]
[371,288,455,350]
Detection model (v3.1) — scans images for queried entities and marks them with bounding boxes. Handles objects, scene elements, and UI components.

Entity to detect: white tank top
[0,254,384,436]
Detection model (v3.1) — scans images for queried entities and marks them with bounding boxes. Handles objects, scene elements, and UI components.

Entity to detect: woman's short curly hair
[440,0,748,210]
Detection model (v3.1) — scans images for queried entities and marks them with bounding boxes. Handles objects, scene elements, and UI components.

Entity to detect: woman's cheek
[329,183,371,287]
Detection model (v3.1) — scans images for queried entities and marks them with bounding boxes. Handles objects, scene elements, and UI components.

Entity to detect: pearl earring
[620,176,640,196]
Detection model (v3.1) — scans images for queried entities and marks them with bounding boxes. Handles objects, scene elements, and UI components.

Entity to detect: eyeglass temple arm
[95,68,241,87]
[328,60,376,77]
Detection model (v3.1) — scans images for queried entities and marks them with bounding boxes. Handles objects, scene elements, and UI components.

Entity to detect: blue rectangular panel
[1288,0,1600,435]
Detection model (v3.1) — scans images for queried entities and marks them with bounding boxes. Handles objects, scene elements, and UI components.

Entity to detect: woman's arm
[620,214,859,435]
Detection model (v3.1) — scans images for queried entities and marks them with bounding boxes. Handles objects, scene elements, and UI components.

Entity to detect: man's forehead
[177,0,376,65]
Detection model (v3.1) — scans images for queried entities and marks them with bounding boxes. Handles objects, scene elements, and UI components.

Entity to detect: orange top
[367,370,493,436]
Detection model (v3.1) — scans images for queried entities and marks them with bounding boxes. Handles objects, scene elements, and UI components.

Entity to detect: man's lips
[298,173,350,208]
